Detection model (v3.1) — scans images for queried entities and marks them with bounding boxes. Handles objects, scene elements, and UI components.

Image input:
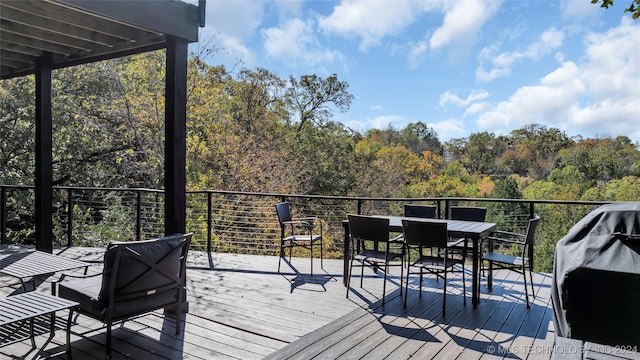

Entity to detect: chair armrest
[52,271,106,296]
[283,219,314,228]
[447,238,466,247]
[389,234,404,243]
[55,271,104,283]
[485,236,524,245]
[491,230,525,238]
[295,216,320,222]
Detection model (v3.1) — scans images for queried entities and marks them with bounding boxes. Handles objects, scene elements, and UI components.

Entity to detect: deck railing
[0,185,615,271]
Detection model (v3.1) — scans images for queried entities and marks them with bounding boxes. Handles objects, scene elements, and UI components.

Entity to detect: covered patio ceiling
[1,0,203,79]
[0,0,204,251]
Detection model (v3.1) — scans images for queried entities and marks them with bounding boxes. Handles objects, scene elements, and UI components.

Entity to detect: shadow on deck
[1,247,555,359]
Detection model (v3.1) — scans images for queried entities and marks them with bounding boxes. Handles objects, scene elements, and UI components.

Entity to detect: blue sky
[189,0,640,143]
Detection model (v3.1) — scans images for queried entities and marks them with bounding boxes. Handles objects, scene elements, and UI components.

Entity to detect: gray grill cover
[552,203,640,343]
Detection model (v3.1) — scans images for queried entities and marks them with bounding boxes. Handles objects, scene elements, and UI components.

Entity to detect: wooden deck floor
[1,247,557,359]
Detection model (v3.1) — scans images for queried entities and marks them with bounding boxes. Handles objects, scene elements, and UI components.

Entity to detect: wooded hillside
[2,50,639,272]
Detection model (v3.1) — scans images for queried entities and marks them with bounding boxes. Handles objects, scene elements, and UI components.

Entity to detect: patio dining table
[343,215,497,307]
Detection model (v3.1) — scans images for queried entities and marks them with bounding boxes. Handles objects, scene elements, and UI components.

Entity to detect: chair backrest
[275,202,292,225]
[348,214,390,245]
[450,206,487,222]
[404,204,437,218]
[401,219,448,248]
[524,216,541,245]
[99,233,192,319]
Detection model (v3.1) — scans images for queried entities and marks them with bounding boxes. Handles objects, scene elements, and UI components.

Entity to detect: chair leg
[278,241,283,273]
[419,268,424,298]
[404,261,410,308]
[462,263,467,305]
[522,264,530,309]
[529,266,535,299]
[289,243,293,263]
[346,257,354,298]
[106,321,112,359]
[487,261,493,291]
[320,240,324,269]
[382,263,388,305]
[399,255,404,297]
[66,308,75,360]
[443,268,447,316]
[310,241,314,276]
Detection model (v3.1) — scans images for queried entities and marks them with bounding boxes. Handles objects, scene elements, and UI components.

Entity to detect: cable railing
[0,185,616,272]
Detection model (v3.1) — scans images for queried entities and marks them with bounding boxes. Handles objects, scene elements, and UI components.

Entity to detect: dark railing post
[136,190,142,241]
[357,199,362,214]
[207,191,212,254]
[444,199,450,219]
[529,202,535,219]
[1,187,6,245]
[529,201,535,269]
[67,189,73,247]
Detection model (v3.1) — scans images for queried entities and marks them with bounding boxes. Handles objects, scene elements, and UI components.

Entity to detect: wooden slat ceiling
[0,0,202,79]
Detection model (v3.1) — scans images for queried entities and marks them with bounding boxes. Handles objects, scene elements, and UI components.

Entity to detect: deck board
[0,246,563,359]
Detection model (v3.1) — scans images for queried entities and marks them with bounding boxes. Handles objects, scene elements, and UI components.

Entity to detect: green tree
[592,0,640,19]
[401,122,442,155]
[508,124,572,179]
[558,136,640,182]
[0,76,35,185]
[284,74,354,132]
[292,121,358,195]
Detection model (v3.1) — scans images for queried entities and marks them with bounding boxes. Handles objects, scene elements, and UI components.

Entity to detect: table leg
[67,308,75,360]
[343,223,349,286]
[29,317,36,348]
[472,237,479,306]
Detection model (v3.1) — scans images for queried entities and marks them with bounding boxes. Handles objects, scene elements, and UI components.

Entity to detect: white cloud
[473,19,640,140]
[318,0,429,51]
[464,102,492,116]
[194,0,264,66]
[427,119,466,141]
[262,18,343,67]
[439,89,490,108]
[407,41,428,69]
[567,18,640,136]
[560,0,601,21]
[368,115,407,129]
[476,28,565,82]
[429,0,502,50]
[476,61,584,133]
[345,114,406,132]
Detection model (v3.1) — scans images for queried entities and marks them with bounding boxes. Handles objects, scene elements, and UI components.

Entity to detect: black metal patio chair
[346,214,404,305]
[481,216,540,308]
[402,219,465,314]
[56,233,192,359]
[275,202,323,276]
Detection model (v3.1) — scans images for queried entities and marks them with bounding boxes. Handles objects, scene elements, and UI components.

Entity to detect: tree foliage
[592,0,640,19]
[3,47,640,273]
[284,74,354,132]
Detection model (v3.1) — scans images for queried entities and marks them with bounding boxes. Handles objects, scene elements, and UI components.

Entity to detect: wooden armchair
[56,233,192,359]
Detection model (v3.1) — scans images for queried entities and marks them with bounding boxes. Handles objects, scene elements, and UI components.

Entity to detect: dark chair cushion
[98,237,183,304]
[59,276,105,318]
[60,275,180,321]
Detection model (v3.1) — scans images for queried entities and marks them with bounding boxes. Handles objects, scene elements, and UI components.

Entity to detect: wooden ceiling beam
[1,21,97,51]
[0,4,118,46]
[2,1,151,42]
